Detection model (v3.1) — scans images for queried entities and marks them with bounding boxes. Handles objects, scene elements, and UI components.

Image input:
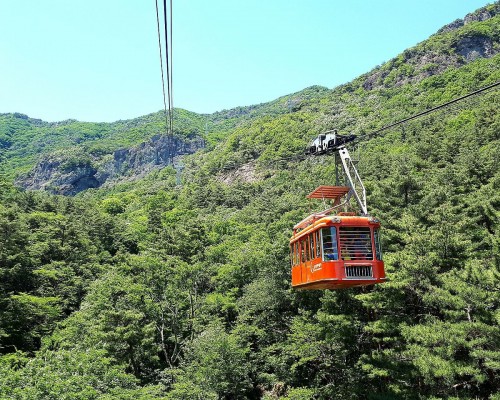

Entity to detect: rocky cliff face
[361,3,499,91]
[438,5,498,33]
[17,134,204,195]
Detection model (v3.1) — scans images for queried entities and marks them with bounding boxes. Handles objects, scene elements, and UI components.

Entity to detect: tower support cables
[155,0,174,164]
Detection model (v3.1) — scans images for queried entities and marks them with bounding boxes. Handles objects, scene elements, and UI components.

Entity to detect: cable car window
[315,230,321,258]
[295,242,299,265]
[309,235,314,260]
[301,240,304,262]
[322,227,338,261]
[293,242,297,266]
[339,227,373,260]
[374,229,383,261]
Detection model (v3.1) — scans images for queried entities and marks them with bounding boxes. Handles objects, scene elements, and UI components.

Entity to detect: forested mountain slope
[0,85,332,196]
[1,3,499,399]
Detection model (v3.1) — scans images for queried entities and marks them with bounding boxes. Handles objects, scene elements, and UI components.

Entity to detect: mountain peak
[438,2,500,34]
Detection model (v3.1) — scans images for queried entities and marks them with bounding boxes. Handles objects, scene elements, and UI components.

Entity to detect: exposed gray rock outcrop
[455,34,494,61]
[19,157,100,196]
[361,3,499,91]
[438,4,499,33]
[17,134,204,195]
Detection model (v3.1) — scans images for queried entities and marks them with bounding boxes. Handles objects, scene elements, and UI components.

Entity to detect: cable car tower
[290,130,386,290]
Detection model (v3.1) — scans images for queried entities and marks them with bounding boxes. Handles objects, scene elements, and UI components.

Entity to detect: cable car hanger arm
[338,145,367,215]
[307,131,367,216]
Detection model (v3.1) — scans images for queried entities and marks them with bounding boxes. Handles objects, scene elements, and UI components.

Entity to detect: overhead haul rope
[164,0,173,142]
[258,80,500,167]
[155,0,174,164]
[155,1,168,133]
[353,80,500,143]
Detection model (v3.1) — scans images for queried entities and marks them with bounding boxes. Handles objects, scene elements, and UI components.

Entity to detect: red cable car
[290,132,386,290]
[290,186,385,289]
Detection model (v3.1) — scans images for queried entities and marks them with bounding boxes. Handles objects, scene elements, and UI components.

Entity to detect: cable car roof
[307,185,350,200]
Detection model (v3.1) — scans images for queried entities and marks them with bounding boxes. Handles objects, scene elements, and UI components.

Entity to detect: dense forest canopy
[1,3,499,399]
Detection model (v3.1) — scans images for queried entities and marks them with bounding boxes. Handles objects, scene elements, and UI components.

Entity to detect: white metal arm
[337,146,368,215]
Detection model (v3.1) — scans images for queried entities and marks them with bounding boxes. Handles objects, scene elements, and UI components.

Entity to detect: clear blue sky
[0,0,491,122]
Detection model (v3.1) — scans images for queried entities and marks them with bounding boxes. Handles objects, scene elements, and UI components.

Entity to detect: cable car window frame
[294,242,298,266]
[308,234,316,261]
[322,227,339,261]
[301,239,306,263]
[374,228,383,261]
[315,230,321,258]
[339,227,373,261]
[295,242,299,265]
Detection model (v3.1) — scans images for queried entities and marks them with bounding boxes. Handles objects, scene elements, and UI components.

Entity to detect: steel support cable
[163,0,172,127]
[169,0,173,131]
[354,80,500,143]
[259,80,500,168]
[169,0,174,164]
[163,0,174,164]
[155,0,169,136]
[155,0,174,164]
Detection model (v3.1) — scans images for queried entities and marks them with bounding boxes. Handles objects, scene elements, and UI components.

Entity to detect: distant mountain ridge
[0,85,330,194]
[359,2,499,90]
